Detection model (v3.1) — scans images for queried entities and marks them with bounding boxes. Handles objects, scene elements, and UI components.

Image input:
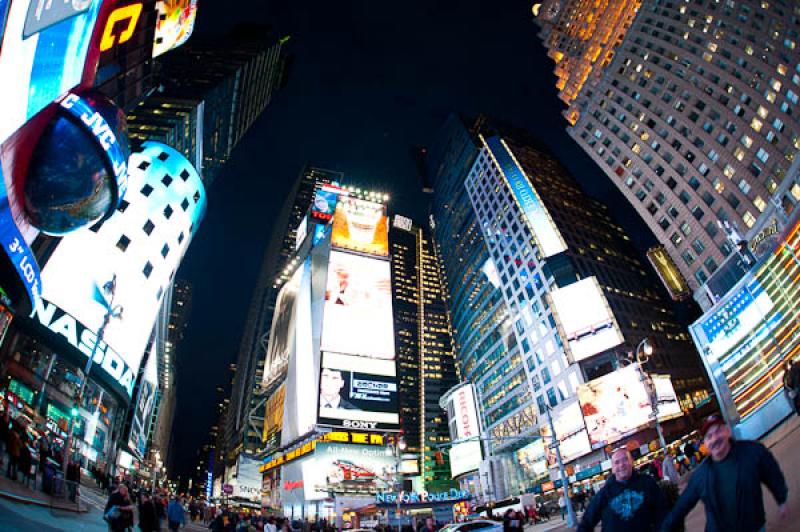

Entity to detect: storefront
[373,489,472,527]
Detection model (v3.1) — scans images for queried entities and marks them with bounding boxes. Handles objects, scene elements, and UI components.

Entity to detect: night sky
[171,0,662,481]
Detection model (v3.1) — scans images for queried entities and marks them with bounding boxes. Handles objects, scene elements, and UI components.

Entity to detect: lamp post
[63,275,123,474]
[631,338,667,451]
[544,405,577,528]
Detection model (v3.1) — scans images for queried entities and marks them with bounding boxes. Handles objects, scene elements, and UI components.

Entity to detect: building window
[704,257,718,274]
[143,261,153,278]
[692,239,705,254]
[695,268,708,284]
[670,232,683,247]
[682,250,695,265]
[143,220,155,236]
[116,235,131,252]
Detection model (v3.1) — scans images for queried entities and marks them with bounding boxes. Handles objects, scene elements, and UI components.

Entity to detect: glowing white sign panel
[652,374,682,421]
[539,400,592,465]
[550,277,624,362]
[445,383,482,477]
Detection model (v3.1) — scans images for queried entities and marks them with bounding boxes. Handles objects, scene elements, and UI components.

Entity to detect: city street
[526,416,800,531]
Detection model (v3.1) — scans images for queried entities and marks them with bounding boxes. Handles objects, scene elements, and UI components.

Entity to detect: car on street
[439,519,503,532]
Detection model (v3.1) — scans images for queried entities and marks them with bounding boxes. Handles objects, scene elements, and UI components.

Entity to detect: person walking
[138,491,159,532]
[577,448,668,532]
[105,483,136,531]
[783,359,800,414]
[558,493,567,520]
[5,422,21,480]
[662,414,789,532]
[167,495,186,531]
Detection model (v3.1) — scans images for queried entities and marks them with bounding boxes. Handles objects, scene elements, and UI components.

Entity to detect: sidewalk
[0,473,89,513]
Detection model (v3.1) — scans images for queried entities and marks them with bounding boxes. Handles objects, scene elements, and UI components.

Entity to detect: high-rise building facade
[127,97,205,171]
[429,115,711,496]
[537,0,800,306]
[390,216,459,491]
[157,25,289,185]
[223,166,341,470]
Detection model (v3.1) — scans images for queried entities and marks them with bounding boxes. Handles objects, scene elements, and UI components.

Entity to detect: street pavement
[525,415,800,531]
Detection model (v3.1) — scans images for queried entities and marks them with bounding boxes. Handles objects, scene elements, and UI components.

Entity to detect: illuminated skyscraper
[390,216,459,491]
[223,166,341,470]
[429,115,710,496]
[536,0,800,307]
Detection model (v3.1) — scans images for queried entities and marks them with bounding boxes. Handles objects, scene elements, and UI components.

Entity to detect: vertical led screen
[445,383,482,477]
[578,365,653,448]
[36,141,206,398]
[262,382,286,454]
[321,251,394,358]
[482,135,566,258]
[263,266,302,386]
[652,375,682,421]
[549,276,624,362]
[539,400,592,465]
[311,187,339,223]
[152,0,197,58]
[331,197,389,257]
[690,220,800,439]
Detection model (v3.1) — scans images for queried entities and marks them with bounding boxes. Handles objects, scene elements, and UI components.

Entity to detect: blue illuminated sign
[58,92,128,207]
[0,165,41,306]
[484,136,566,258]
[376,489,471,505]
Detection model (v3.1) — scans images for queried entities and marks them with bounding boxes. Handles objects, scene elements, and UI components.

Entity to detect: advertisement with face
[538,400,592,465]
[262,383,286,453]
[152,0,198,58]
[331,197,389,257]
[578,365,654,448]
[263,267,301,386]
[301,443,396,500]
[317,352,399,431]
[321,251,394,359]
[550,277,624,362]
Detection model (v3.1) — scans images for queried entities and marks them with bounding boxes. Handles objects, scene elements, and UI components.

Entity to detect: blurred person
[138,491,159,532]
[577,448,667,532]
[5,421,21,480]
[18,438,33,489]
[421,516,437,532]
[167,495,186,530]
[662,415,788,532]
[558,492,567,520]
[66,457,81,501]
[783,359,800,414]
[105,483,136,531]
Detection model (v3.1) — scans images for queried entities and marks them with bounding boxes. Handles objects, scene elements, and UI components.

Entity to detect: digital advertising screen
[321,251,395,359]
[516,439,547,479]
[311,188,339,223]
[301,442,396,500]
[652,374,682,421]
[0,0,103,146]
[549,277,624,362]
[445,383,482,477]
[578,365,654,448]
[263,266,301,386]
[331,196,389,257]
[539,400,592,465]
[317,352,399,431]
[152,0,198,58]
[262,382,286,454]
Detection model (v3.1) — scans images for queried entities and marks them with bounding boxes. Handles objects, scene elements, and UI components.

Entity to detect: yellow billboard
[262,383,286,451]
[331,197,389,257]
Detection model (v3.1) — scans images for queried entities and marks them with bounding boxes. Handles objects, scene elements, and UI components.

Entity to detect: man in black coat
[662,415,789,532]
[578,448,668,531]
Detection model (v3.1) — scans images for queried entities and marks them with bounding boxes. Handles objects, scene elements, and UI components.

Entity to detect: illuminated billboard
[317,352,399,431]
[36,141,206,398]
[550,277,624,362]
[516,439,547,479]
[263,266,302,385]
[445,383,482,477]
[128,344,158,459]
[689,220,800,439]
[300,442,396,501]
[152,0,197,58]
[311,188,339,223]
[652,374,682,421]
[321,251,394,359]
[331,196,389,257]
[0,0,104,146]
[646,246,691,301]
[539,400,592,465]
[578,365,654,448]
[262,382,286,453]
[482,135,566,258]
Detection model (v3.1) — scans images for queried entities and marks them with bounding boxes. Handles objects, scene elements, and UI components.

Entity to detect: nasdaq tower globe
[23,91,130,235]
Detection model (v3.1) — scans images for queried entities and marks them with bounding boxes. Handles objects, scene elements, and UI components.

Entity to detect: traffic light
[434,451,444,465]
[70,406,79,417]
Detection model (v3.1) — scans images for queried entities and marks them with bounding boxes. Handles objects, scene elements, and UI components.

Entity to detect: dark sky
[170,0,662,480]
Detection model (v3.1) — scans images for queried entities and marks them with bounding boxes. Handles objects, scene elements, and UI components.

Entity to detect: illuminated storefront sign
[690,219,800,439]
[376,489,471,505]
[646,245,691,301]
[445,383,482,477]
[99,3,143,51]
[260,431,385,473]
[482,135,566,258]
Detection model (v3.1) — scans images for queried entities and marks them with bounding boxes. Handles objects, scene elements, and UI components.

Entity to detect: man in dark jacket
[662,415,789,532]
[578,448,668,531]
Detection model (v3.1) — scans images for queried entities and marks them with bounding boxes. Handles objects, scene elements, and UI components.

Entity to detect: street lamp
[63,274,123,474]
[627,338,667,452]
[544,404,577,528]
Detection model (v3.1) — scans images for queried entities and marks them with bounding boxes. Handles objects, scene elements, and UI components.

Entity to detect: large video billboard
[550,277,624,362]
[483,136,566,258]
[331,197,389,257]
[263,266,302,385]
[36,142,206,398]
[152,0,198,58]
[262,382,286,453]
[578,365,654,448]
[539,400,592,465]
[128,344,158,459]
[445,383,482,477]
[320,251,394,359]
[300,442,396,501]
[317,352,399,431]
[652,374,682,421]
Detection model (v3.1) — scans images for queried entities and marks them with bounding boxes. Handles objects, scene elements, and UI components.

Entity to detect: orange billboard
[331,196,389,257]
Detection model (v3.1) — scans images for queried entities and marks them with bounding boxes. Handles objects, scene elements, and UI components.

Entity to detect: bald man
[577,448,667,532]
